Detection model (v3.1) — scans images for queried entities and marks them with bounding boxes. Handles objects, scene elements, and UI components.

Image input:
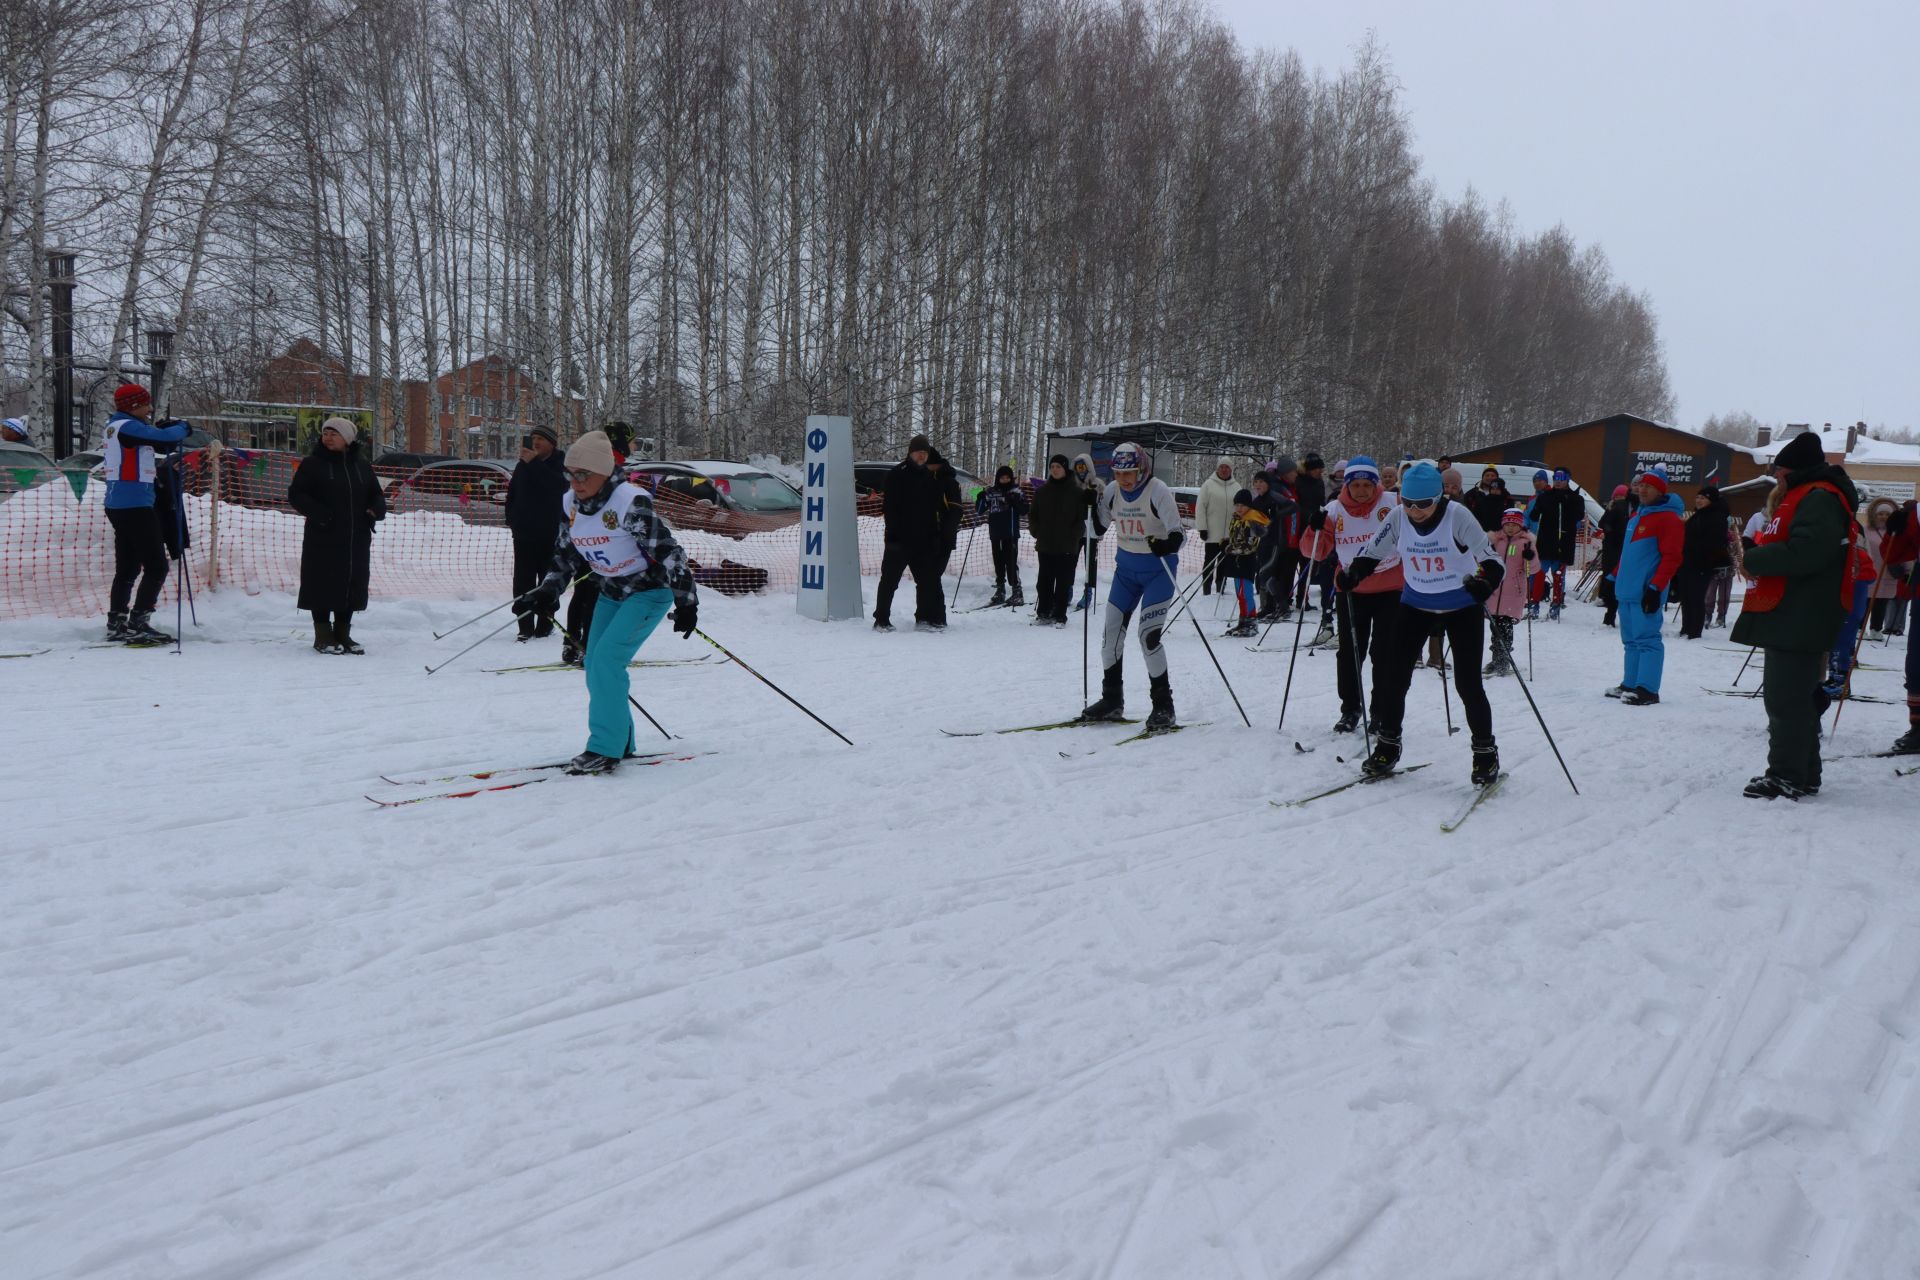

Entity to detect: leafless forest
[3,0,1673,467]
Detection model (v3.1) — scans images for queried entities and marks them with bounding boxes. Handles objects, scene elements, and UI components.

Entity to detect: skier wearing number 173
[1079,442,1185,732]
[511,430,700,776]
[1338,461,1506,785]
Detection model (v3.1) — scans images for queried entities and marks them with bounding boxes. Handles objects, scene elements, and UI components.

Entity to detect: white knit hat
[565,430,616,476]
[321,415,357,445]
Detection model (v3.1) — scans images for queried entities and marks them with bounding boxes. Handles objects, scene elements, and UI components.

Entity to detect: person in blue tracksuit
[1078,442,1185,731]
[975,465,1030,606]
[101,382,192,643]
[1609,468,1684,705]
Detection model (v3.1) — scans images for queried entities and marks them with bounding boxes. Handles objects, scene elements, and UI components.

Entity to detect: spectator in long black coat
[504,424,568,640]
[1676,485,1733,639]
[288,416,386,654]
[874,435,941,630]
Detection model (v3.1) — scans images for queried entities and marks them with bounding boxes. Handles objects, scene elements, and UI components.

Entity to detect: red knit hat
[1639,467,1669,496]
[114,383,152,412]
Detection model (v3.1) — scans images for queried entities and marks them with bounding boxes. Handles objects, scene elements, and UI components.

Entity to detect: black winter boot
[1081,663,1125,721]
[1361,732,1402,778]
[125,611,174,645]
[312,616,337,653]
[1892,725,1920,755]
[1471,736,1500,786]
[1144,673,1176,732]
[1333,709,1361,734]
[336,616,365,655]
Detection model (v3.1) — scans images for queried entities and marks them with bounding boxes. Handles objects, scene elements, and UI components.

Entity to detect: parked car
[0,441,62,500]
[854,459,985,501]
[372,450,455,490]
[386,459,517,525]
[1478,464,1606,528]
[620,460,808,543]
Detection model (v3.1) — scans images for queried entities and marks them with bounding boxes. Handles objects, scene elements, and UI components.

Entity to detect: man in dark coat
[1597,485,1630,626]
[1464,467,1508,531]
[1530,469,1586,617]
[287,416,386,653]
[1675,485,1733,639]
[922,449,963,628]
[1731,431,1860,798]
[1029,455,1091,625]
[505,424,568,640]
[874,435,938,631]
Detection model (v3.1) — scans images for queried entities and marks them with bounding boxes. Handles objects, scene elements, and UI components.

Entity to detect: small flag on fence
[65,470,88,500]
[9,467,36,488]
[1703,460,1720,486]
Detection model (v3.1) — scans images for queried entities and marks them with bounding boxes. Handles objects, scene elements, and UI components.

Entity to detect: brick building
[254,341,584,455]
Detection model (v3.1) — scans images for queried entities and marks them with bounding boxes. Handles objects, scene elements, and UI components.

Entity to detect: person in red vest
[1731,430,1862,797]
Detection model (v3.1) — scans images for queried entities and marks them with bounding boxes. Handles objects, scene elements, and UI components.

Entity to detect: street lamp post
[46,249,77,460]
[145,324,175,416]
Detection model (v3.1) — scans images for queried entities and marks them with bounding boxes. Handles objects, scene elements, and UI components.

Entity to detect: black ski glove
[1337,556,1378,593]
[1146,531,1184,557]
[1641,585,1662,614]
[672,602,698,638]
[1522,546,1535,561]
[1305,509,1327,532]
[1887,505,1911,537]
[513,584,560,617]
[1462,573,1494,603]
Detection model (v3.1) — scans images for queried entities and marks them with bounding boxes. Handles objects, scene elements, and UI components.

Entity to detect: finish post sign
[796,415,862,621]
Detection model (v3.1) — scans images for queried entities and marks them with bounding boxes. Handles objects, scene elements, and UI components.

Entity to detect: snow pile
[5,586,1917,1277]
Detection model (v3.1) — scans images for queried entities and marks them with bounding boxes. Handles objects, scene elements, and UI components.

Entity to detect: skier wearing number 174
[511,430,700,777]
[1338,461,1506,785]
[1079,442,1185,733]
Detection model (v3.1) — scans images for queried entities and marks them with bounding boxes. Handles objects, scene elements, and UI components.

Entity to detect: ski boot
[124,611,174,645]
[1892,726,1920,755]
[871,620,894,633]
[1080,663,1126,721]
[1332,709,1361,734]
[1742,773,1806,801]
[1470,737,1500,786]
[1548,603,1563,622]
[565,751,620,777]
[1144,673,1176,733]
[1524,602,1540,621]
[1311,619,1336,647]
[987,588,1007,607]
[312,616,337,653]
[1008,590,1026,607]
[106,611,131,642]
[1073,587,1093,612]
[1360,732,1402,778]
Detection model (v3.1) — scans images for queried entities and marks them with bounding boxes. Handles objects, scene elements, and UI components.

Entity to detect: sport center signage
[1632,450,1698,484]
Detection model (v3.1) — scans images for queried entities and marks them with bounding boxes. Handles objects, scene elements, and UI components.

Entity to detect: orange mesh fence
[1,453,1208,620]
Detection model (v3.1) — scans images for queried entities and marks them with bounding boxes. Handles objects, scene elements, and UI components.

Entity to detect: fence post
[205,440,223,590]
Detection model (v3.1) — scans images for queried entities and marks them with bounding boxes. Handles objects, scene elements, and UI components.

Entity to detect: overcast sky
[1210,0,1918,433]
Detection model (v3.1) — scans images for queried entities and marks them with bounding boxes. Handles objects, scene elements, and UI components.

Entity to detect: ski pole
[434,572,589,641]
[1495,610,1580,794]
[426,613,521,674]
[1274,586,1311,733]
[1338,588,1373,759]
[1081,511,1094,707]
[1157,554,1250,727]
[1731,645,1758,687]
[548,618,674,741]
[950,518,978,608]
[1526,610,1534,680]
[693,628,855,747]
[1436,627,1458,735]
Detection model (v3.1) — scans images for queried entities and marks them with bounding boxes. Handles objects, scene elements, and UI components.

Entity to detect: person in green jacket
[1730,430,1861,799]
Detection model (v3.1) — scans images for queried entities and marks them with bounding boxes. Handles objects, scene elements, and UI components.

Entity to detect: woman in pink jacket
[1484,507,1537,676]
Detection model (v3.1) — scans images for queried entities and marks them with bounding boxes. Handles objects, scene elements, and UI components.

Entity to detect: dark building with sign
[1456,412,1772,518]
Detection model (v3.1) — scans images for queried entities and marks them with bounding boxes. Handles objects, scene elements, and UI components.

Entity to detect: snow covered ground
[4,580,1918,1279]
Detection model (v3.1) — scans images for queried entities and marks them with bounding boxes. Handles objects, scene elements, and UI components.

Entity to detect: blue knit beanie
[1400,462,1443,502]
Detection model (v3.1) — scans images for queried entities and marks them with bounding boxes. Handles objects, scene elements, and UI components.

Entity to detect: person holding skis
[1079,442,1184,732]
[1339,461,1503,783]
[101,382,192,644]
[1731,430,1862,795]
[1195,457,1239,597]
[975,465,1030,607]
[1221,488,1270,637]
[1483,507,1536,677]
[287,416,386,654]
[512,430,699,776]
[1028,455,1088,626]
[1610,467,1685,705]
[1302,456,1401,732]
